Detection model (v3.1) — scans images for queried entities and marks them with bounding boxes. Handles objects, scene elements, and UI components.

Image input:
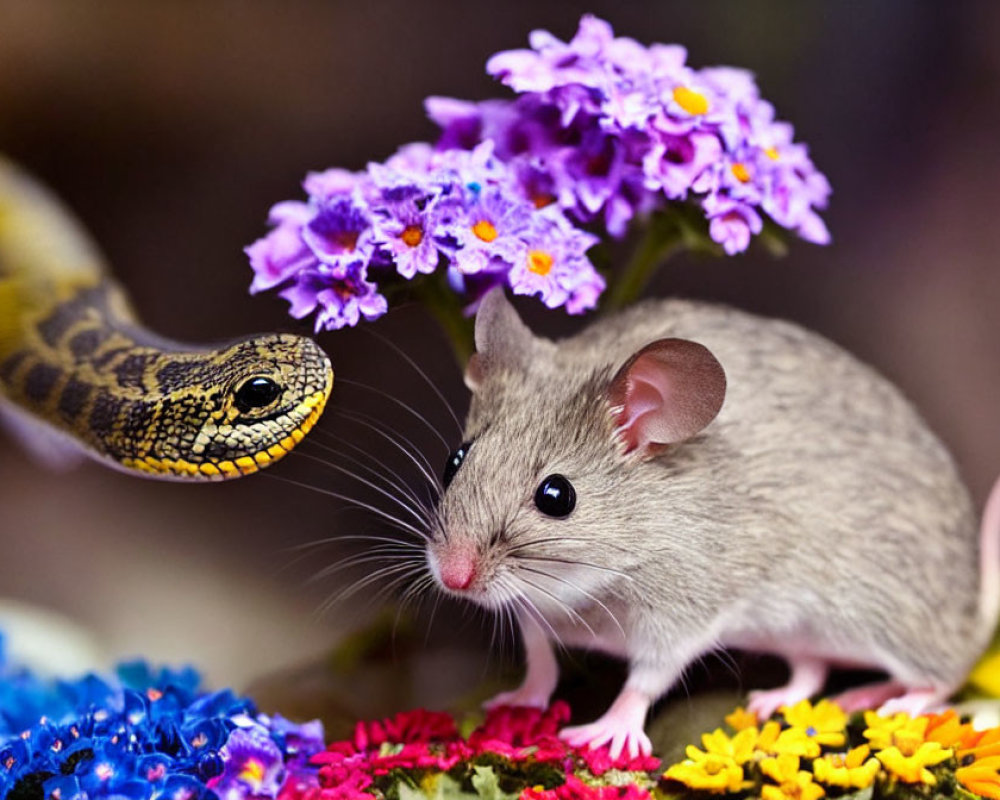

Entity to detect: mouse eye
[234,376,282,413]
[534,474,576,518]
[443,441,472,488]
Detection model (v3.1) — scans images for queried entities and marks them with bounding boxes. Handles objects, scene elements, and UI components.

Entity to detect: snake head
[122,333,333,480]
[195,333,334,479]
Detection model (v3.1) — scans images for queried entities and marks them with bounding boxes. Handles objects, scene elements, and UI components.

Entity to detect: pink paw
[560,718,652,760]
[747,687,809,721]
[483,686,551,711]
[878,689,947,717]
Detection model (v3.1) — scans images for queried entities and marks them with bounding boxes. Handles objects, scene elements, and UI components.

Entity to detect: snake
[0,156,333,481]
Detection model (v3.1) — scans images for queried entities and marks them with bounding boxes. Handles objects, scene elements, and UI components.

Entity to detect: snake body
[0,157,333,480]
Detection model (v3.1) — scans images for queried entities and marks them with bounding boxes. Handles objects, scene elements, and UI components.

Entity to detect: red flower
[576,744,661,777]
[354,709,459,750]
[473,703,572,748]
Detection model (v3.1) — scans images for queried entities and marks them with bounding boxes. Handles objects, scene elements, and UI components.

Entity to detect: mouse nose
[439,546,478,591]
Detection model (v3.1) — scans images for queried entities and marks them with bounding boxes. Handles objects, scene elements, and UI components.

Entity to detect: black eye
[443,441,472,488]
[534,474,576,518]
[234,377,282,413]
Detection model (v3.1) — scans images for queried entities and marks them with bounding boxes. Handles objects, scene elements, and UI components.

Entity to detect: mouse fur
[426,289,997,757]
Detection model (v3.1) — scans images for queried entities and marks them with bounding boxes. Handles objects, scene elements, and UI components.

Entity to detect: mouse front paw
[483,685,552,710]
[560,718,652,760]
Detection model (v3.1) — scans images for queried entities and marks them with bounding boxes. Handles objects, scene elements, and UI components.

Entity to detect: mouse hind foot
[832,681,953,716]
[747,656,829,720]
[831,680,906,712]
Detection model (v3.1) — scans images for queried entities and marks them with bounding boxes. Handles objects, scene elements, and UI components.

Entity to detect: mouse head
[427,290,727,613]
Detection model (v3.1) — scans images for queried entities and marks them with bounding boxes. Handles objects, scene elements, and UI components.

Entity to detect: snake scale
[0,157,333,480]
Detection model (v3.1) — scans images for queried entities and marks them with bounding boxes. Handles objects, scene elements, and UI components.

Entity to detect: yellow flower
[957,754,1000,799]
[664,753,747,794]
[875,742,952,784]
[688,727,759,765]
[760,753,825,800]
[968,649,1000,697]
[725,706,759,732]
[781,699,847,748]
[812,745,881,789]
[862,711,929,753]
[758,721,821,759]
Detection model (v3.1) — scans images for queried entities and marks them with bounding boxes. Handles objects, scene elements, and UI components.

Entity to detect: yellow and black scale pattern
[0,157,333,480]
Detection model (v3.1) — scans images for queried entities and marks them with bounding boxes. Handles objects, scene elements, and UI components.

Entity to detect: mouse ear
[465,288,536,391]
[607,338,726,458]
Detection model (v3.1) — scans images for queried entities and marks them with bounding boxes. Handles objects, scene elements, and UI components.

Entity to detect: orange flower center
[765,146,780,161]
[401,225,423,247]
[731,162,752,183]
[532,193,556,209]
[472,219,498,242]
[527,250,554,276]
[673,86,710,115]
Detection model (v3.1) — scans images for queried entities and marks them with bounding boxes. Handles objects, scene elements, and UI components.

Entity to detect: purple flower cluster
[246,15,830,332]
[246,142,604,332]
[433,14,831,255]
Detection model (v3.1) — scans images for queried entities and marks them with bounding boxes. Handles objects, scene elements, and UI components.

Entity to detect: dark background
[1,1,999,688]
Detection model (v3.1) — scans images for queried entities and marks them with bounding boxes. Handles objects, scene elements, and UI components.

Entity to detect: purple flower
[246,205,316,294]
[704,196,763,255]
[301,196,373,275]
[507,213,603,312]
[209,723,286,800]
[278,265,387,332]
[450,185,532,275]
[642,129,722,199]
[486,14,614,97]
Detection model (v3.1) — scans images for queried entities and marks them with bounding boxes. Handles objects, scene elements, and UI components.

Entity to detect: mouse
[424,288,1000,759]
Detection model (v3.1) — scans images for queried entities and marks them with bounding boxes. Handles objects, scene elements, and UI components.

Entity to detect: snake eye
[234,376,282,413]
[443,441,472,488]
[534,474,576,518]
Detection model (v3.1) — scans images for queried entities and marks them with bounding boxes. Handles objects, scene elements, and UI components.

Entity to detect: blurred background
[1,1,999,692]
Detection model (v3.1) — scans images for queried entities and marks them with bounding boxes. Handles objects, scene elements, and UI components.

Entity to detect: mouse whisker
[321,409,442,493]
[508,591,569,656]
[307,546,422,584]
[286,450,429,528]
[514,573,598,642]
[505,536,635,557]
[301,435,435,516]
[287,533,426,554]
[317,560,427,616]
[510,553,633,581]
[337,378,452,453]
[299,441,435,525]
[356,325,465,438]
[515,563,626,640]
[261,472,430,541]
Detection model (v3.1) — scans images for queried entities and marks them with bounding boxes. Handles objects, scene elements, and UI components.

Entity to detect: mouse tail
[978,474,1000,641]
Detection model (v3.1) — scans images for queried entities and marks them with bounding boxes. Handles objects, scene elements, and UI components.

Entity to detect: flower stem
[602,214,684,312]
[415,273,475,367]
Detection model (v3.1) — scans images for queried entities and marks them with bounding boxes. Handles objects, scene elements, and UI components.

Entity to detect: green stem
[602,215,684,312]
[415,273,475,367]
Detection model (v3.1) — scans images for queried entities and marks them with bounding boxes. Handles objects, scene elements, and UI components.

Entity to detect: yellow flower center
[401,225,423,247]
[239,758,265,786]
[527,250,554,276]
[472,219,498,242]
[673,86,710,115]
[765,146,780,161]
[731,162,752,183]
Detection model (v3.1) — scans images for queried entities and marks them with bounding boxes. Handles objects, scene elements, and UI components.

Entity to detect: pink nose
[440,549,477,591]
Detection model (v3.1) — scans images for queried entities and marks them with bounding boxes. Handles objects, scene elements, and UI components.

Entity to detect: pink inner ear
[609,338,726,456]
[616,368,667,447]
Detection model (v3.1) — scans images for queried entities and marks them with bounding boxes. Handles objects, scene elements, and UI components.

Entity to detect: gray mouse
[425,288,1000,759]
